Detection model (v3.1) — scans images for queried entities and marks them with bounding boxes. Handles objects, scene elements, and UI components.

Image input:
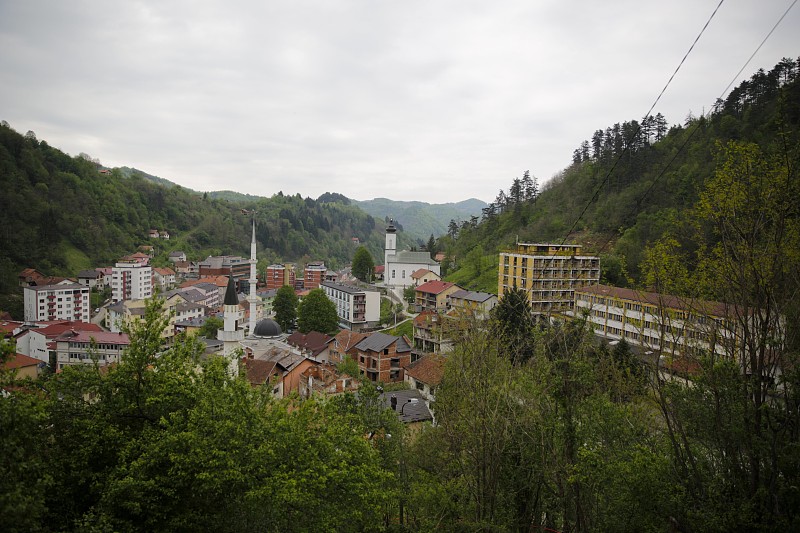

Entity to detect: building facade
[54,330,131,370]
[303,262,327,290]
[414,280,462,313]
[354,332,413,383]
[266,263,296,290]
[23,283,91,323]
[572,284,738,360]
[498,243,600,315]
[111,259,153,303]
[384,220,440,291]
[321,281,381,331]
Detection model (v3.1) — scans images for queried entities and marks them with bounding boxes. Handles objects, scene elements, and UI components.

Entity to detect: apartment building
[498,243,600,315]
[266,263,296,290]
[23,283,91,323]
[321,281,380,331]
[303,261,327,290]
[414,280,462,313]
[111,259,153,303]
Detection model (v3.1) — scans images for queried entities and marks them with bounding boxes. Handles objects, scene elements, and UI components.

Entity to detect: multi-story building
[498,243,600,315]
[23,283,91,323]
[54,330,131,370]
[572,284,739,360]
[17,321,103,362]
[354,332,413,383]
[321,281,380,331]
[77,269,105,290]
[414,280,462,313]
[266,263,296,290]
[413,310,454,355]
[153,267,177,293]
[111,258,153,303]
[303,261,327,290]
[199,255,249,291]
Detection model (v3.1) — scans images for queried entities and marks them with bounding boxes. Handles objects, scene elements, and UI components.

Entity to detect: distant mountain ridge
[352,197,487,242]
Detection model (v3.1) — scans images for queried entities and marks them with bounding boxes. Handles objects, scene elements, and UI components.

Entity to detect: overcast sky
[1,1,797,204]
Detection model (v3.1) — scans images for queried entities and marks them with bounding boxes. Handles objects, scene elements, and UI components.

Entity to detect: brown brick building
[354,332,413,383]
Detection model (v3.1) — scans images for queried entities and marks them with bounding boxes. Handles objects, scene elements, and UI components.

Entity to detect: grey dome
[253,318,282,337]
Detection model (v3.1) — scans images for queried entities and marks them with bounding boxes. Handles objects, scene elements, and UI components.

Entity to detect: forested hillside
[441,57,800,293]
[353,197,487,243]
[0,124,390,298]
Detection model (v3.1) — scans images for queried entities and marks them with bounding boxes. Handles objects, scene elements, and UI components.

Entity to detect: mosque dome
[253,318,282,337]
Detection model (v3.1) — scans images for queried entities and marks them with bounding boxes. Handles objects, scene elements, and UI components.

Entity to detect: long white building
[23,283,91,323]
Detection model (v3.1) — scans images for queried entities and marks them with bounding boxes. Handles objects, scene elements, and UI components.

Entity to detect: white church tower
[384,218,397,269]
[218,276,243,377]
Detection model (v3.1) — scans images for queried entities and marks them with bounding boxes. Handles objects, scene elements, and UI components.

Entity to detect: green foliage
[386,319,412,338]
[197,315,223,339]
[351,245,374,282]
[297,288,338,334]
[273,285,298,331]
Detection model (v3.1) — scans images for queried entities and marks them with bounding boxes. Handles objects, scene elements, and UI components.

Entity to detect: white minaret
[384,218,397,272]
[247,217,259,337]
[218,276,243,377]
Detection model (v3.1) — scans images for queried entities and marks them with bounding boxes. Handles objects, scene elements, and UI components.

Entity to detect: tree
[426,234,437,260]
[351,246,374,283]
[492,286,535,364]
[297,288,338,334]
[274,285,298,331]
[197,315,223,339]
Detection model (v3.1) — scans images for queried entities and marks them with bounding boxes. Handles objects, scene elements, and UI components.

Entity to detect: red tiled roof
[286,331,333,357]
[375,265,385,274]
[3,353,41,370]
[413,310,438,327]
[154,267,176,276]
[415,280,457,295]
[242,358,279,387]
[333,330,370,354]
[54,330,130,345]
[1,320,24,337]
[405,354,446,386]
[411,269,434,279]
[33,322,103,338]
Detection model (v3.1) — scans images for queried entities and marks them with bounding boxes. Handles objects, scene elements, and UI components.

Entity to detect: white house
[384,220,440,295]
[321,281,380,331]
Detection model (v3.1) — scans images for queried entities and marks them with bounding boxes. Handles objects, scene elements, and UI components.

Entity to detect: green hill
[352,197,487,243]
[441,57,800,293]
[0,127,392,307]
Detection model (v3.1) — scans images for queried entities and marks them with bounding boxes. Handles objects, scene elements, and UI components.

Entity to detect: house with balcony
[23,283,91,323]
[447,289,498,319]
[413,310,455,355]
[414,280,462,313]
[54,330,131,370]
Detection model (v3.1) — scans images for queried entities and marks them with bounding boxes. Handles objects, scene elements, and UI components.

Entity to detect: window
[392,270,396,279]
[402,270,405,278]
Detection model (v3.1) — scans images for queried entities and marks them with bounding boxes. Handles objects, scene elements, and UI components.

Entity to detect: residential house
[180,276,228,307]
[199,256,249,291]
[174,261,199,279]
[257,288,278,316]
[18,268,47,287]
[410,268,441,287]
[414,280,462,313]
[404,353,445,405]
[447,289,498,319]
[168,251,187,263]
[298,363,359,398]
[159,230,170,239]
[413,311,454,355]
[286,331,334,362]
[149,229,160,238]
[498,243,600,315]
[321,281,381,331]
[329,330,370,364]
[77,269,105,290]
[240,338,318,398]
[54,330,131,370]
[1,353,42,380]
[153,267,177,293]
[24,283,91,323]
[354,332,413,383]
